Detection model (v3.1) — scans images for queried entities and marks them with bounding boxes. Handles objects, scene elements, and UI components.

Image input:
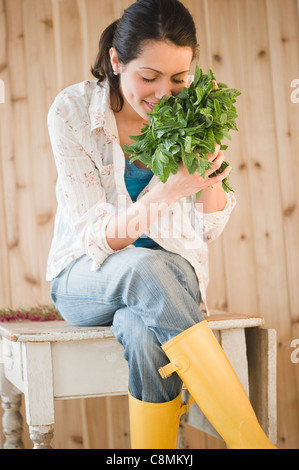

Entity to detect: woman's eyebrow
[139,67,189,76]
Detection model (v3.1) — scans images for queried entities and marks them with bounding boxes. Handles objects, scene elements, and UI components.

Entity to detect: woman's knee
[135,249,198,286]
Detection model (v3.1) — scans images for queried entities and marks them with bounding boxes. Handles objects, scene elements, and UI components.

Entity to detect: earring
[113,71,118,76]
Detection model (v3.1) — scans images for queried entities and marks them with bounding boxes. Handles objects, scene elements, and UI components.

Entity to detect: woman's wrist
[196,183,227,213]
[149,180,178,206]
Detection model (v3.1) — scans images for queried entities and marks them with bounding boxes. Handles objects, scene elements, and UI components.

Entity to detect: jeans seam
[51,292,123,304]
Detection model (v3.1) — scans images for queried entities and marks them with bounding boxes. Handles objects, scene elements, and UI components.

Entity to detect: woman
[47,0,276,449]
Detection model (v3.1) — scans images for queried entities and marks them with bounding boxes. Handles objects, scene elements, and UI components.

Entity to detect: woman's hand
[106,143,231,251]
[161,144,232,203]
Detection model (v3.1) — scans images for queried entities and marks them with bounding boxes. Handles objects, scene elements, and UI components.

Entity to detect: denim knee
[127,248,201,305]
[120,249,203,344]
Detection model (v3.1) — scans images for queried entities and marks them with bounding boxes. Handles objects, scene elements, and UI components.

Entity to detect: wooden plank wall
[0,0,299,449]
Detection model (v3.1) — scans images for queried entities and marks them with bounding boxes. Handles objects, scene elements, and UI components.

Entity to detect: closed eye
[142,77,155,83]
[142,77,185,84]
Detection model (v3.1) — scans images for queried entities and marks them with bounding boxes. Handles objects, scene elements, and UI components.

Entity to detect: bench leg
[0,371,24,449]
[29,425,54,449]
[245,327,277,444]
[22,342,55,449]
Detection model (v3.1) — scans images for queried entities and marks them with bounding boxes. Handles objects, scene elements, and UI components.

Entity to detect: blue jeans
[50,247,204,403]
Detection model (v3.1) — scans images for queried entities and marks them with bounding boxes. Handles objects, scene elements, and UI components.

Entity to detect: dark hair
[91,0,199,112]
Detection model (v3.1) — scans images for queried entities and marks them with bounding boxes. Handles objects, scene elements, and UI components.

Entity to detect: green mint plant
[123,65,241,199]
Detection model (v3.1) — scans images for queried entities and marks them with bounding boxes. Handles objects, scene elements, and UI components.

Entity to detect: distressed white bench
[0,312,277,449]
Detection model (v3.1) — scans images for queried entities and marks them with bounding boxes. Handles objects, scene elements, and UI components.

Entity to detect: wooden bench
[0,312,277,449]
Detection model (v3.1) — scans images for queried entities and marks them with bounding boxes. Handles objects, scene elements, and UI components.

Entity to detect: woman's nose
[155,82,173,100]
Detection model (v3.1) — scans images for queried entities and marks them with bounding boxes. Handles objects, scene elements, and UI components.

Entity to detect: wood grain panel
[0,0,298,450]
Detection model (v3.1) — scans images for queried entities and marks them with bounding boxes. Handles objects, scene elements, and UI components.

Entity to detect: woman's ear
[109,47,120,75]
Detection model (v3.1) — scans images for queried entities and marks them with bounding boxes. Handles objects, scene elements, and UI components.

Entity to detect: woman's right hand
[161,144,232,203]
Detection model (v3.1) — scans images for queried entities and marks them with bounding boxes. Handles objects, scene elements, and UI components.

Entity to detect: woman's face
[110,41,194,122]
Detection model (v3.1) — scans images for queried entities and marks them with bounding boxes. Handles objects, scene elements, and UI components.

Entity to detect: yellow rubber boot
[128,390,188,449]
[159,320,277,449]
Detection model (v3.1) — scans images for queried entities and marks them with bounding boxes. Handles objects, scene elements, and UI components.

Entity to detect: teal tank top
[124,161,158,248]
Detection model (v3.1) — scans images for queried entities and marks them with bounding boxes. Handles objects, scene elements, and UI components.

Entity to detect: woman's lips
[144,101,159,111]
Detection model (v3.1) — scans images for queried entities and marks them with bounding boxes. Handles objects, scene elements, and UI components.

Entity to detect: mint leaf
[123,65,241,195]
